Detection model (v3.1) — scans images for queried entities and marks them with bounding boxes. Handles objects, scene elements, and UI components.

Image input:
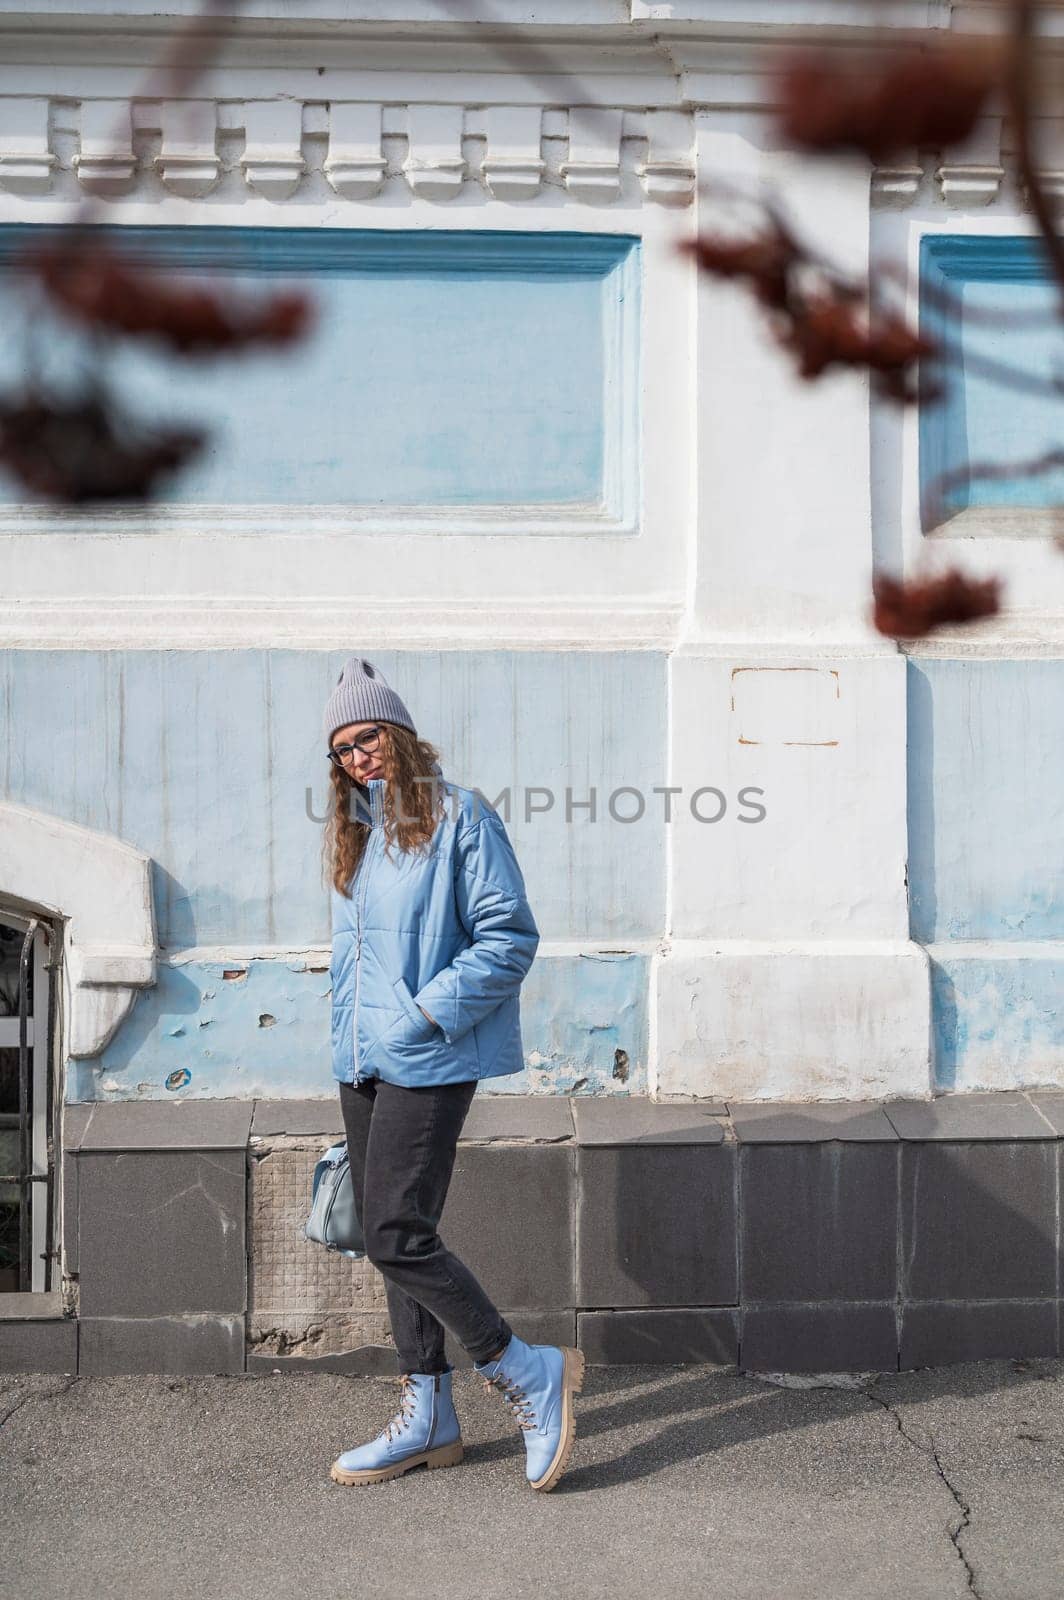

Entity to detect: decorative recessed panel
[0,224,640,530]
[919,234,1064,535]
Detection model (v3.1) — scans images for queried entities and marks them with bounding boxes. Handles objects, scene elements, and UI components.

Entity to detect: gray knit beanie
[322,656,417,747]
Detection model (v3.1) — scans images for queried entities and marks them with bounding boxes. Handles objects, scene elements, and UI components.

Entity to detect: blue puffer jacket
[330,768,540,1088]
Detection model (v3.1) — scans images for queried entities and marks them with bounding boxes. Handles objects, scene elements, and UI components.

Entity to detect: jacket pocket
[389,975,438,1043]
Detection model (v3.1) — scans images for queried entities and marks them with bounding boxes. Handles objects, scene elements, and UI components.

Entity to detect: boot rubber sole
[329,1438,464,1486]
[529,1345,586,1494]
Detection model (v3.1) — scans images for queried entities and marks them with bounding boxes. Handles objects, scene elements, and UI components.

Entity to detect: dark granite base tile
[577,1308,738,1366]
[0,1319,78,1374]
[62,1103,96,1150]
[63,1104,95,1276]
[443,1144,574,1309]
[247,1345,398,1377]
[884,1092,1056,1141]
[731,1101,898,1142]
[742,1304,898,1373]
[901,1143,1057,1300]
[251,1099,345,1137]
[446,1311,576,1368]
[62,1150,79,1275]
[1029,1090,1064,1135]
[78,1149,247,1317]
[901,1301,1058,1369]
[741,1144,897,1302]
[79,1315,245,1375]
[461,1095,574,1143]
[80,1098,254,1150]
[577,1143,737,1307]
[573,1098,725,1145]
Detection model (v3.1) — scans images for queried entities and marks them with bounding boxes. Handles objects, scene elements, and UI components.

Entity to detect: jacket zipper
[351,818,377,1084]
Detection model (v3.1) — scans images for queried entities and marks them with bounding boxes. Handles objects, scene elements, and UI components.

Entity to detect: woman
[321,655,584,1493]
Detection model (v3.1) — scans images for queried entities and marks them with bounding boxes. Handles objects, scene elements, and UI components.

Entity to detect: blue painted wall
[0,225,640,512]
[907,658,1064,942]
[70,949,650,1100]
[1,648,662,1098]
[908,657,1064,1088]
[929,951,1064,1092]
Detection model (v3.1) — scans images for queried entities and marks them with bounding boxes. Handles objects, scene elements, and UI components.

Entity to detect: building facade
[3,0,1064,1370]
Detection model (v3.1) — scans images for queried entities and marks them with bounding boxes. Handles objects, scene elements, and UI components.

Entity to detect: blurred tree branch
[686,1,1064,637]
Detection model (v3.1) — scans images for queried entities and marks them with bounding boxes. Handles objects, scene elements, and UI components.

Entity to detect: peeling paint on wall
[66,949,650,1100]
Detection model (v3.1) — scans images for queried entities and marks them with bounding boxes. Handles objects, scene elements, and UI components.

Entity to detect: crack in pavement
[0,1376,79,1433]
[861,1382,980,1600]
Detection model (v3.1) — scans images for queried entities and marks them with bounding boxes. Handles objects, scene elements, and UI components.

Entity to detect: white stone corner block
[482,106,543,200]
[324,102,386,199]
[653,940,931,1102]
[935,112,1004,205]
[0,98,56,195]
[0,802,157,1059]
[871,149,924,206]
[638,110,695,206]
[936,162,1005,205]
[156,99,220,197]
[403,104,465,200]
[562,108,622,203]
[241,99,305,200]
[74,100,136,195]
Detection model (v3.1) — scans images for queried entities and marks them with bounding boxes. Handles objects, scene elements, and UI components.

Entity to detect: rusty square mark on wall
[730,666,840,747]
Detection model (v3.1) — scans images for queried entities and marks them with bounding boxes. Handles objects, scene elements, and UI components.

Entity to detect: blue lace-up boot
[330,1367,463,1486]
[474,1333,586,1492]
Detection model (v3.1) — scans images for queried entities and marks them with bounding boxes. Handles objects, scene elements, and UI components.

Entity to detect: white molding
[934,161,1005,206]
[633,0,953,23]
[871,153,924,207]
[0,601,915,652]
[0,596,687,649]
[923,939,1064,959]
[561,107,622,202]
[403,103,465,200]
[925,507,1064,541]
[0,2,970,46]
[0,96,55,194]
[0,500,636,538]
[934,109,1005,205]
[900,613,1064,658]
[161,937,663,966]
[0,91,703,206]
[74,97,135,194]
[156,98,219,197]
[637,109,695,205]
[324,101,386,198]
[0,802,157,1058]
[482,105,544,200]
[241,98,304,199]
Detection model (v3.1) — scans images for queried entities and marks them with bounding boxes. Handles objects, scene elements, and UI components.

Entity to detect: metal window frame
[0,907,57,1293]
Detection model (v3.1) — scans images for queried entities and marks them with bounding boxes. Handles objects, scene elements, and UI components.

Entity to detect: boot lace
[483,1370,537,1431]
[381,1374,420,1442]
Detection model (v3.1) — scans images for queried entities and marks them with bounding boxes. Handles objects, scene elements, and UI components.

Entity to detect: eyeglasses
[327,725,383,768]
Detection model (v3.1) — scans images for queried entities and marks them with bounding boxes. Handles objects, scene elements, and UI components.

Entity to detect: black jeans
[338,1076,513,1376]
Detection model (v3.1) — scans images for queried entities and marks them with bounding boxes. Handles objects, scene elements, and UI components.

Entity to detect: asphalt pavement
[3,1356,1063,1599]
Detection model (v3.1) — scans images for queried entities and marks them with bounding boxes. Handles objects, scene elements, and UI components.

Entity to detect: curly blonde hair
[322,722,446,896]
